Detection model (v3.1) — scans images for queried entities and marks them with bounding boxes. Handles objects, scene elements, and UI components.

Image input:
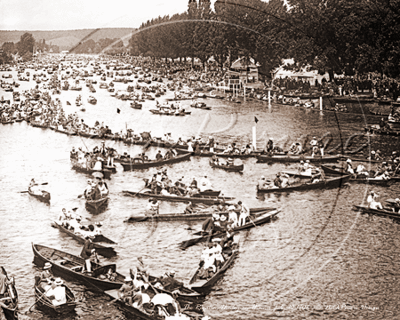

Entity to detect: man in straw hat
[367,191,383,210]
[46,278,66,306]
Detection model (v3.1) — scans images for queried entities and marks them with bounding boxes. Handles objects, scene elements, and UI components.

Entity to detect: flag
[117,108,120,114]
[255,116,259,124]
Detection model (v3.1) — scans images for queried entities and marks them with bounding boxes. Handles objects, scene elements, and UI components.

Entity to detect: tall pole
[252,125,257,151]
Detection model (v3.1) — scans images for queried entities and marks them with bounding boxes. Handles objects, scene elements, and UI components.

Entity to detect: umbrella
[92,172,103,179]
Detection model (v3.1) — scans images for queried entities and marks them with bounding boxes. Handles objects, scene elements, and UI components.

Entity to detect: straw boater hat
[44,262,52,270]
[54,278,63,286]
[220,215,227,221]
[124,276,132,282]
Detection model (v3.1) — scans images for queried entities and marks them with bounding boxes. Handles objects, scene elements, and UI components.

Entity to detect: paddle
[20,182,49,193]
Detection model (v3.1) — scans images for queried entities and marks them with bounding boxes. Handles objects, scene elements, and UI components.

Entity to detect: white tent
[273,59,329,85]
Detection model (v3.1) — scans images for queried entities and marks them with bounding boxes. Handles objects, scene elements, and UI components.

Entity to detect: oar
[20,182,49,193]
[28,286,52,312]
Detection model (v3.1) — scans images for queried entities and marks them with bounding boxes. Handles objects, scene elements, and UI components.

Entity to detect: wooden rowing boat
[209,159,244,172]
[71,161,112,180]
[0,267,18,320]
[179,209,280,249]
[321,165,392,186]
[353,205,400,220]
[120,153,191,171]
[281,170,318,179]
[256,175,350,193]
[34,282,76,314]
[32,243,125,291]
[123,190,234,205]
[51,221,116,258]
[176,148,259,159]
[256,154,341,163]
[124,207,277,223]
[85,197,109,212]
[28,187,51,203]
[188,235,240,293]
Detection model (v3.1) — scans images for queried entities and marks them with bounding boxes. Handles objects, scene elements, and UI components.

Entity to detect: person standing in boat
[80,237,95,273]
[237,201,250,226]
[310,137,318,157]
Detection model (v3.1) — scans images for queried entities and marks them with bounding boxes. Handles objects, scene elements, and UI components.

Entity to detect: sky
[0,0,211,31]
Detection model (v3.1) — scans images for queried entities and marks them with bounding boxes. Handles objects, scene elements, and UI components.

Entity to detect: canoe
[281,170,317,179]
[124,207,277,223]
[256,154,341,163]
[0,267,18,320]
[321,165,392,186]
[209,159,244,172]
[28,187,51,203]
[120,153,191,171]
[71,161,112,180]
[353,205,400,220]
[257,175,350,193]
[149,109,191,116]
[179,209,280,249]
[85,197,109,211]
[123,190,234,205]
[34,282,76,314]
[51,221,116,258]
[188,235,240,293]
[332,96,374,103]
[339,156,384,164]
[32,243,125,291]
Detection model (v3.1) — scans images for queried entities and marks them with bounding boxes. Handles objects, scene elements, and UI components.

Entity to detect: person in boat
[39,262,54,289]
[163,149,174,160]
[211,238,225,269]
[70,147,78,160]
[345,159,354,174]
[45,278,67,306]
[310,137,319,157]
[184,202,195,215]
[84,179,93,200]
[274,173,282,188]
[266,138,274,153]
[98,179,109,197]
[0,267,12,298]
[237,201,250,226]
[155,150,163,161]
[211,154,219,165]
[155,270,184,292]
[258,176,267,189]
[318,140,324,156]
[367,191,383,210]
[80,237,95,273]
[228,206,238,228]
[148,199,159,215]
[392,198,400,213]
[190,177,198,189]
[226,158,234,166]
[120,152,131,160]
[151,293,181,318]
[199,175,212,192]
[356,164,369,176]
[118,276,142,307]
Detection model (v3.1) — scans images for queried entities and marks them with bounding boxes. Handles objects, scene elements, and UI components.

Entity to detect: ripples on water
[1,67,400,319]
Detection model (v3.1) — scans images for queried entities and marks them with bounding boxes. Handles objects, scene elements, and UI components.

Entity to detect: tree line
[128,0,400,79]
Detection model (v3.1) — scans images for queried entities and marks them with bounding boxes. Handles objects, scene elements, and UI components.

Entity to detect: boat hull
[120,153,190,171]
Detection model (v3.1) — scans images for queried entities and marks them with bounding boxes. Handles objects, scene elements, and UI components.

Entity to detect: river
[1,60,400,319]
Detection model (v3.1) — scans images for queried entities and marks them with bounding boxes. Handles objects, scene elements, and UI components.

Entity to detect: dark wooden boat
[28,187,51,203]
[342,156,383,164]
[280,170,317,179]
[32,243,125,291]
[332,95,374,103]
[124,207,277,223]
[71,161,112,180]
[353,205,400,220]
[0,267,18,320]
[176,148,260,159]
[179,209,280,249]
[120,153,191,171]
[149,109,191,116]
[85,197,109,211]
[321,164,392,186]
[51,222,116,258]
[256,154,341,163]
[209,159,244,172]
[123,190,234,205]
[256,175,350,193]
[130,102,142,109]
[34,282,76,314]
[188,235,240,293]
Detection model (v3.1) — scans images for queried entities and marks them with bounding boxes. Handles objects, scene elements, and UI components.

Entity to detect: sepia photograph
[1,0,400,319]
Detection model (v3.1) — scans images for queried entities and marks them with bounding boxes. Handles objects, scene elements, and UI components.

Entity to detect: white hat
[169,270,175,275]
[346,159,351,163]
[228,205,236,211]
[44,262,52,270]
[220,215,227,221]
[396,198,400,202]
[54,278,63,286]
[212,238,222,242]
[124,276,132,282]
[300,160,304,163]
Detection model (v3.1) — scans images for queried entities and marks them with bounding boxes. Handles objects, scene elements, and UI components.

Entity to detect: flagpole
[252,116,258,151]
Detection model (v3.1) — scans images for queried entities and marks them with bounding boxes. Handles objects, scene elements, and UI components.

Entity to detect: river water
[1,61,400,319]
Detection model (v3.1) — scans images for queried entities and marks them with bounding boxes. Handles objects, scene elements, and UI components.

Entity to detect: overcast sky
[0,0,211,30]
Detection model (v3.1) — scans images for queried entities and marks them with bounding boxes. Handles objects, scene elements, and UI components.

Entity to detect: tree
[16,32,35,57]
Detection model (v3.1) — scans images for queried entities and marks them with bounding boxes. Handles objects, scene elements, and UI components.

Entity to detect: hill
[0,28,136,50]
